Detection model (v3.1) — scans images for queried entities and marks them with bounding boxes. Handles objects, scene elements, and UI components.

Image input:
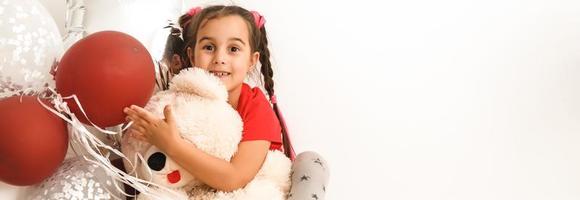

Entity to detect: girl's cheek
[193,55,205,68]
[195,59,209,68]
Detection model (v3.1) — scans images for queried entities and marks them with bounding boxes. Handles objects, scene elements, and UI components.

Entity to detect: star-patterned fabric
[287,152,329,200]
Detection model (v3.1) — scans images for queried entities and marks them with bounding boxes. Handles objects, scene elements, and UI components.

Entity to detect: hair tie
[251,11,266,28]
[269,95,277,104]
[187,7,203,16]
[183,7,203,31]
[164,24,182,36]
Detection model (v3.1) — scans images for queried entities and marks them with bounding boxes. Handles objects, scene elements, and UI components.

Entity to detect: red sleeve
[237,84,282,150]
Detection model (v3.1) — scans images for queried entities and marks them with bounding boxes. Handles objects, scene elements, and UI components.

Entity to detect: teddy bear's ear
[169,68,228,101]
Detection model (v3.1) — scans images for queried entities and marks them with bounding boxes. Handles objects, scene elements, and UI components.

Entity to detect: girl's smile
[209,70,231,80]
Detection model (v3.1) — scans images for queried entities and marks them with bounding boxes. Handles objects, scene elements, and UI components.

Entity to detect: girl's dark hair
[164,5,295,160]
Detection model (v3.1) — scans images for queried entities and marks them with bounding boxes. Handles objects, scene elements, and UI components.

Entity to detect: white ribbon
[37,88,185,199]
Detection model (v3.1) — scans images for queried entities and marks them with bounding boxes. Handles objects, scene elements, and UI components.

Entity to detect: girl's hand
[123,105,181,153]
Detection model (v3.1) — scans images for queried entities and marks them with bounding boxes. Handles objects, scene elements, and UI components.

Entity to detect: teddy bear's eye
[147,152,166,171]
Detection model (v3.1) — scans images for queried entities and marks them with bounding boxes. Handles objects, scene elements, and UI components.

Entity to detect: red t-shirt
[236,83,282,151]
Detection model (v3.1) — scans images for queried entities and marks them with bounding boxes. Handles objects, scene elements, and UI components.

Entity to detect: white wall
[3,0,580,199]
[226,0,580,199]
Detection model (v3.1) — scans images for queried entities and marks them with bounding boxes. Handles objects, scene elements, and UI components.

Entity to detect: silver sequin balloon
[0,0,63,98]
[27,157,122,200]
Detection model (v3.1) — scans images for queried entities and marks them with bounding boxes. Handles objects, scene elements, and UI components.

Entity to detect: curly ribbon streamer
[37,88,186,199]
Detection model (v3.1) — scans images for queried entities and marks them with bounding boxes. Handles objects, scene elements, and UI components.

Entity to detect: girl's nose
[213,49,227,65]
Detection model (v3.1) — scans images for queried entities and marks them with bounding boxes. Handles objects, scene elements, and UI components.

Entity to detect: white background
[2,0,580,199]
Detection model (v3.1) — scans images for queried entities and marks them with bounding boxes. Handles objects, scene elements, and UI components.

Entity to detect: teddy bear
[121,67,292,200]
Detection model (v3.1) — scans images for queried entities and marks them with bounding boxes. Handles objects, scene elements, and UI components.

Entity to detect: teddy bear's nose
[147,152,166,171]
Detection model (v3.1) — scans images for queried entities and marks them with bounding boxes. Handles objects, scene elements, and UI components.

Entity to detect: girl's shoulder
[241,83,266,100]
[237,83,270,114]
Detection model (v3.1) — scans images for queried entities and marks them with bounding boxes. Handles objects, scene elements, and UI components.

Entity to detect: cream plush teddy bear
[121,68,292,200]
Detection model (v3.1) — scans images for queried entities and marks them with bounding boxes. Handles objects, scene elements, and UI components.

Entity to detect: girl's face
[187,15,259,93]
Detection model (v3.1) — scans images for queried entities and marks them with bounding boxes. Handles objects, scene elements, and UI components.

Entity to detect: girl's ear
[250,51,260,71]
[187,47,194,66]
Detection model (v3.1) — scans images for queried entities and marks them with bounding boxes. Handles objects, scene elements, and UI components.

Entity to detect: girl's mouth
[209,71,231,78]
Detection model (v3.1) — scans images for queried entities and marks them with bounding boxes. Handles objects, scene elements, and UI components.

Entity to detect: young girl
[123,5,294,192]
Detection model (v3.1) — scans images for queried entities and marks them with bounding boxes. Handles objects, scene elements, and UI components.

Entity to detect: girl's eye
[202,45,214,51]
[230,47,240,52]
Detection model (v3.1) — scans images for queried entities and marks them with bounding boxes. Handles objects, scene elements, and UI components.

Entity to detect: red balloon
[55,31,155,128]
[0,96,68,186]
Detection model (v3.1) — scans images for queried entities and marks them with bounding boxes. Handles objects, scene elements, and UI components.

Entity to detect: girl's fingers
[130,124,147,134]
[130,105,159,124]
[124,107,150,124]
[123,107,138,118]
[126,115,150,129]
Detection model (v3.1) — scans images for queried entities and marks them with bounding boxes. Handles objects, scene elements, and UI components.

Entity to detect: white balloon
[36,0,66,36]
[0,0,64,98]
[27,157,122,200]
